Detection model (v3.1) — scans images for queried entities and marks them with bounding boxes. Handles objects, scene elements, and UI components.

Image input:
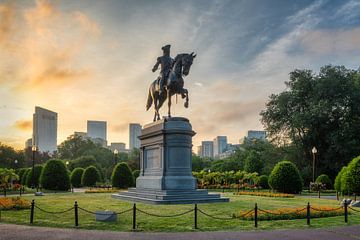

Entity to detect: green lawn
[1,192,359,232]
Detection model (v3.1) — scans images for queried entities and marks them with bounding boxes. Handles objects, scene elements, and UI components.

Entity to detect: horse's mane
[174,53,187,63]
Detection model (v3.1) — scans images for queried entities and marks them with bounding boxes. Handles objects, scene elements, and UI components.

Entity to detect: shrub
[269,161,303,194]
[0,197,30,210]
[340,167,351,194]
[70,168,84,188]
[111,162,135,188]
[315,174,332,189]
[234,191,294,198]
[17,169,27,183]
[21,169,31,186]
[40,160,70,191]
[26,165,43,188]
[347,156,360,194]
[257,175,269,189]
[82,166,100,187]
[133,170,140,180]
[334,166,347,192]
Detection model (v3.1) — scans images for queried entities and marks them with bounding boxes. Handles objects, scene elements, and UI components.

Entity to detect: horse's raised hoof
[184,102,189,108]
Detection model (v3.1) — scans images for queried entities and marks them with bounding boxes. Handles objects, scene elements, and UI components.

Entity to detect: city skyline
[1,0,359,149]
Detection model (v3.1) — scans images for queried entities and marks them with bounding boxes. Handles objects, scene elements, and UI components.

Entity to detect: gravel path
[1,223,359,240]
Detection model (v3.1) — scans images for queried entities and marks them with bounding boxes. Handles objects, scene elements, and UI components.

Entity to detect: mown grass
[0,192,359,232]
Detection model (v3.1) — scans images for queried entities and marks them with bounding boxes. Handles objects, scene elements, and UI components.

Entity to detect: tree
[111,163,135,188]
[244,150,263,174]
[261,66,360,179]
[68,155,97,171]
[269,161,303,193]
[0,143,25,168]
[26,165,43,188]
[57,135,98,159]
[40,160,70,191]
[70,168,84,188]
[127,148,140,171]
[192,154,211,171]
[82,166,100,187]
[0,168,19,190]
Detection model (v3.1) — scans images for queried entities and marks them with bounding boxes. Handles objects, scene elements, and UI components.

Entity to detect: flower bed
[0,197,31,210]
[85,189,119,193]
[237,206,344,221]
[234,191,294,198]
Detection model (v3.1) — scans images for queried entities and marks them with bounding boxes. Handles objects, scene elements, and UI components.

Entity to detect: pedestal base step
[112,188,229,204]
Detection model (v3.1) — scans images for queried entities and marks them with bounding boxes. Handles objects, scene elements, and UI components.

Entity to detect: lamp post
[113,149,119,165]
[14,159,18,169]
[65,161,69,169]
[312,147,317,183]
[31,145,38,189]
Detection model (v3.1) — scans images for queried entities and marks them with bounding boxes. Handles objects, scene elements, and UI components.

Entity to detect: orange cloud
[13,120,32,131]
[0,0,100,90]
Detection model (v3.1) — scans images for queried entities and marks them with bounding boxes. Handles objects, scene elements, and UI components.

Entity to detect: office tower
[201,141,214,158]
[129,123,141,150]
[87,120,107,147]
[32,106,57,153]
[213,136,227,158]
[109,142,126,152]
[247,130,266,141]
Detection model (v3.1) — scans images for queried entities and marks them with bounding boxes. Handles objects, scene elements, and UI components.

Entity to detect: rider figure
[152,44,173,95]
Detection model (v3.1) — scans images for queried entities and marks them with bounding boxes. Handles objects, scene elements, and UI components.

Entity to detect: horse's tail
[146,87,153,111]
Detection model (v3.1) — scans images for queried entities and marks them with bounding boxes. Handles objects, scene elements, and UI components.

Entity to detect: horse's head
[181,52,196,76]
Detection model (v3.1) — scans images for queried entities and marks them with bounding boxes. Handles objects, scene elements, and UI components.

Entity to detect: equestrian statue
[146,44,196,121]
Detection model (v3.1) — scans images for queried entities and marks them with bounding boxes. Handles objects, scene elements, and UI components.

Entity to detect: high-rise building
[201,141,214,158]
[196,146,202,156]
[109,142,126,153]
[129,123,141,150]
[87,120,107,147]
[213,136,227,158]
[246,130,266,141]
[32,106,57,153]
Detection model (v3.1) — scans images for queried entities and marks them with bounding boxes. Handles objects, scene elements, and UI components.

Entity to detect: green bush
[334,166,347,192]
[21,169,30,186]
[340,167,351,194]
[17,168,27,184]
[40,160,70,191]
[347,156,360,194]
[269,161,303,194]
[82,166,100,187]
[132,170,140,180]
[70,168,84,188]
[68,155,97,171]
[315,174,332,189]
[257,175,269,189]
[111,163,135,188]
[26,165,43,188]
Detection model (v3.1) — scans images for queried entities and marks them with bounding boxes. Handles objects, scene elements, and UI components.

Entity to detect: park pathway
[0,223,360,240]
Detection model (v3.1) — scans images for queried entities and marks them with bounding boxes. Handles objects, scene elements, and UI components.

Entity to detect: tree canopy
[261,65,360,179]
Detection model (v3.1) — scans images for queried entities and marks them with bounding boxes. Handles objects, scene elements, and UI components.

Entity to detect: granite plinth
[112,117,229,204]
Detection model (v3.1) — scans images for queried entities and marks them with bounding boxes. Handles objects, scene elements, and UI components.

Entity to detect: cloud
[13,120,32,131]
[299,28,360,55]
[0,0,100,90]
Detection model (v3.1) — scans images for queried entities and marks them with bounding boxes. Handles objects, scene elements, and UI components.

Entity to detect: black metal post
[30,200,35,224]
[318,191,320,198]
[32,149,35,189]
[344,201,348,223]
[306,202,310,225]
[132,203,136,230]
[194,204,198,229]
[254,203,258,228]
[19,187,22,196]
[336,191,339,201]
[3,189,6,197]
[74,201,79,227]
[354,193,357,202]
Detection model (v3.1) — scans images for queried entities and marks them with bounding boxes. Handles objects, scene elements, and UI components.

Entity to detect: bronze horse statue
[146,52,196,121]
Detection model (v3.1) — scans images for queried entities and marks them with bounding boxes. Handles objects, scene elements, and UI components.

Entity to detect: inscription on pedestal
[145,147,161,169]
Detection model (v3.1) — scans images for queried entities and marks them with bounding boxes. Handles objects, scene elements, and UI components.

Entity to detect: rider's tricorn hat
[161,44,171,51]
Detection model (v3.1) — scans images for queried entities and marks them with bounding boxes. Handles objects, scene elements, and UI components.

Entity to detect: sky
[0,0,359,150]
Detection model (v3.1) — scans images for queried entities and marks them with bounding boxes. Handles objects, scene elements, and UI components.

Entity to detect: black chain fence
[0,199,358,230]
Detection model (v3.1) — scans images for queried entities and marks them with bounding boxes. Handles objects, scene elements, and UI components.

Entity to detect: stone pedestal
[112,117,229,204]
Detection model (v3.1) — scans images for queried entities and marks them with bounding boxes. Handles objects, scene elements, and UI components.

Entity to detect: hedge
[257,175,269,189]
[269,161,303,194]
[82,166,100,187]
[70,168,84,188]
[40,160,70,191]
[315,174,332,189]
[111,163,135,188]
[26,165,43,188]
